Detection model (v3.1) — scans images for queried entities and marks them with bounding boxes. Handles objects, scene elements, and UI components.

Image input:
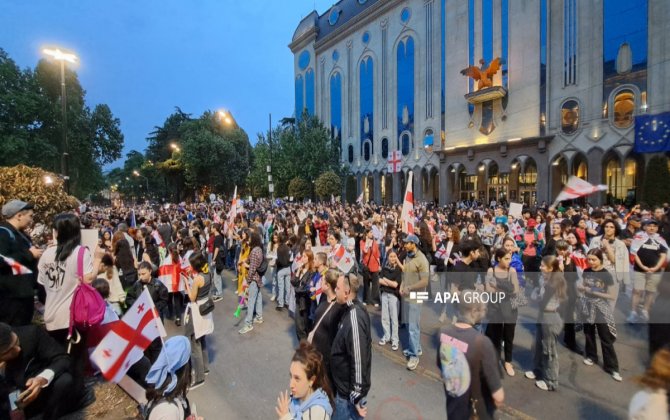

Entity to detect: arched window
[423,129,434,153]
[305,68,315,116]
[561,100,580,134]
[363,141,371,162]
[397,37,415,142]
[401,133,411,156]
[606,157,637,200]
[295,75,304,120]
[360,57,374,156]
[330,72,342,140]
[381,138,389,159]
[613,90,635,128]
[347,145,354,163]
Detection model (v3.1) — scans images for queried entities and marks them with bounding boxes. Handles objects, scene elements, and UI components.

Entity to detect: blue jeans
[277,267,291,307]
[332,394,363,420]
[381,292,399,344]
[407,302,422,357]
[244,281,263,326]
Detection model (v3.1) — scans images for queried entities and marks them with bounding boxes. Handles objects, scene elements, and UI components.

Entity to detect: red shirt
[360,240,381,273]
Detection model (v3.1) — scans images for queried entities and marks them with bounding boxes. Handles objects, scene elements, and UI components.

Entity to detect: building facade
[290,0,670,206]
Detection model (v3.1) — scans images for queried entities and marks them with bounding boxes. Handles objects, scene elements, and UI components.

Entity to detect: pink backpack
[68,246,106,340]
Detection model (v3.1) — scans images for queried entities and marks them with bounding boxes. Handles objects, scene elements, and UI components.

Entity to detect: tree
[246,135,271,198]
[288,177,310,201]
[641,155,670,206]
[315,170,342,200]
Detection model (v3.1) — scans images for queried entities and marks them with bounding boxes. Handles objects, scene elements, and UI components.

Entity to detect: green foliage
[641,155,670,206]
[247,112,344,200]
[0,48,123,198]
[315,170,342,199]
[288,177,310,201]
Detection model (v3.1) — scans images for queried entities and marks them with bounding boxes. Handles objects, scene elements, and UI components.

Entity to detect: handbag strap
[308,301,335,343]
[68,246,87,339]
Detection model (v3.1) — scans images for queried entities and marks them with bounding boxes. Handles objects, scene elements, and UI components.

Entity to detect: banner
[634,112,670,153]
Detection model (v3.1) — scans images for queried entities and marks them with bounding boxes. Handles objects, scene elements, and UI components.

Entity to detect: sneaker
[212,295,223,303]
[253,316,264,324]
[239,324,254,334]
[583,358,594,366]
[175,318,181,327]
[504,362,516,377]
[373,303,380,308]
[524,371,536,380]
[270,295,277,302]
[379,339,389,346]
[276,305,285,311]
[407,357,420,371]
[234,290,239,295]
[611,372,623,382]
[535,380,549,391]
[626,312,638,323]
[189,380,205,391]
[640,309,649,322]
[391,343,399,351]
[403,349,423,357]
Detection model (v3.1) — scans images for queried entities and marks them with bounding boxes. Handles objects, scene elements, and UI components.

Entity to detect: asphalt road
[172,271,648,420]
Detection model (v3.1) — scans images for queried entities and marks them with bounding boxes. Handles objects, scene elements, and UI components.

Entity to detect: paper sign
[298,210,307,222]
[81,229,99,251]
[509,202,523,218]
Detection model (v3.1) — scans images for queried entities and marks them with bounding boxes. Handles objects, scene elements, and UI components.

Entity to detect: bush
[641,155,670,207]
[315,171,342,200]
[288,177,311,201]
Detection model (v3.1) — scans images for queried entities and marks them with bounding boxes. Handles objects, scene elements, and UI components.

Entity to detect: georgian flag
[552,176,607,207]
[435,244,447,260]
[336,250,355,274]
[158,254,184,292]
[151,230,165,248]
[0,254,32,275]
[225,186,238,234]
[400,171,415,234]
[90,289,166,383]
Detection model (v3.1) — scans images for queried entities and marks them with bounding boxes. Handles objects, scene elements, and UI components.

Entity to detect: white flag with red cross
[0,253,32,275]
[90,288,166,383]
[400,171,415,234]
[157,254,184,293]
[336,249,355,273]
[552,176,607,207]
[151,230,165,249]
[387,150,402,173]
[224,186,238,234]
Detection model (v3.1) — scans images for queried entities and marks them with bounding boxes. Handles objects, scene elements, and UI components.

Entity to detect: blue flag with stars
[634,112,670,153]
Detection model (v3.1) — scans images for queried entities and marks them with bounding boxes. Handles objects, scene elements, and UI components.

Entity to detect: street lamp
[217,110,233,126]
[170,143,180,152]
[133,170,149,196]
[42,47,78,194]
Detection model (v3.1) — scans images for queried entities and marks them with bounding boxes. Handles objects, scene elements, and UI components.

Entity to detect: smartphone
[8,390,20,411]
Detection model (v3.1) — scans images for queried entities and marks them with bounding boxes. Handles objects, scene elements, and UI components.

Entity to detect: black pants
[0,296,34,326]
[522,255,540,287]
[47,329,87,394]
[295,296,311,340]
[485,321,517,363]
[562,292,578,349]
[24,371,78,420]
[167,292,184,320]
[362,270,380,305]
[584,322,619,373]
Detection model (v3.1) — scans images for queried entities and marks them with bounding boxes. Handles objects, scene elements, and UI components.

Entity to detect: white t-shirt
[38,245,94,331]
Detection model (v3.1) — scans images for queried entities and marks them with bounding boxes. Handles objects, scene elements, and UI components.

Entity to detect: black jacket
[330,299,371,405]
[125,278,169,317]
[0,222,38,299]
[1,325,70,398]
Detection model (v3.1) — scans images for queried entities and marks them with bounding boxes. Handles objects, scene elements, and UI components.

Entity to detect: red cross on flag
[552,176,607,207]
[0,253,32,275]
[336,250,355,273]
[158,254,184,293]
[388,150,402,173]
[400,171,415,234]
[435,244,447,260]
[90,288,166,383]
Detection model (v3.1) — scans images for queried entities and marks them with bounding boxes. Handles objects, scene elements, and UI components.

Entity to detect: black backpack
[256,257,268,276]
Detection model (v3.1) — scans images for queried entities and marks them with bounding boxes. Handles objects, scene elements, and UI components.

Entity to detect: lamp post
[268,113,274,203]
[42,47,78,194]
[133,170,149,197]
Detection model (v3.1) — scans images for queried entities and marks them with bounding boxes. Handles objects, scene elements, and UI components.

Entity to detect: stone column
[373,172,382,204]
[393,172,402,204]
[413,168,423,203]
[587,149,605,206]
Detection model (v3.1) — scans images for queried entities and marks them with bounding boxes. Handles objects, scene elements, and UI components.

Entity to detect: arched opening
[519,158,538,206]
[487,161,508,205]
[604,153,638,205]
[423,129,434,153]
[572,154,588,180]
[561,99,580,134]
[551,155,568,201]
[613,90,635,129]
[381,138,389,159]
[347,145,354,163]
[400,132,412,156]
[363,140,371,162]
[345,175,357,203]
[459,167,477,202]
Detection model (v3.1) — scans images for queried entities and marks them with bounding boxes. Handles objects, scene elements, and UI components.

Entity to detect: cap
[405,234,420,244]
[643,219,659,227]
[1,200,34,219]
[628,215,641,223]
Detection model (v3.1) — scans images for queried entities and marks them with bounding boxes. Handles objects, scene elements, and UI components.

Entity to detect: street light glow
[42,47,78,64]
[44,175,53,185]
[133,170,140,176]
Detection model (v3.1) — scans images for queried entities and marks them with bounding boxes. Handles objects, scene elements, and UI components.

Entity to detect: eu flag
[634,112,670,153]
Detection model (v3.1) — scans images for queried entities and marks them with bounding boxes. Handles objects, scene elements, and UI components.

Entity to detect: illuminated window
[561,100,580,134]
[606,157,636,199]
[519,162,538,186]
[613,90,635,128]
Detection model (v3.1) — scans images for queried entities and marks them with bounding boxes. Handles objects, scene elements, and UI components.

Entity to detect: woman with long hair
[524,255,567,391]
[269,231,281,302]
[485,249,521,377]
[185,251,214,388]
[628,348,670,419]
[275,341,334,420]
[237,229,251,296]
[37,213,102,399]
[239,232,265,335]
[114,238,138,289]
[555,240,581,353]
[578,248,622,382]
[293,250,316,341]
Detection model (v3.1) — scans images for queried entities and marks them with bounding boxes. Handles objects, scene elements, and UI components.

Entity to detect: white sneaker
[239,324,254,334]
[270,295,276,302]
[611,372,623,382]
[378,339,388,346]
[407,357,420,371]
[524,371,536,380]
[583,358,594,366]
[535,380,549,391]
[640,309,649,321]
[626,312,638,323]
[391,343,399,351]
[253,316,264,324]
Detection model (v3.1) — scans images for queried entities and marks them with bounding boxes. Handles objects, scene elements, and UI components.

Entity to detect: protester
[0,199,42,326]
[331,273,370,420]
[628,347,670,419]
[275,341,334,420]
[185,251,214,388]
[0,322,90,420]
[360,228,381,307]
[629,219,668,322]
[293,250,316,340]
[99,253,126,315]
[440,290,504,420]
[524,255,567,391]
[239,232,264,334]
[378,251,402,351]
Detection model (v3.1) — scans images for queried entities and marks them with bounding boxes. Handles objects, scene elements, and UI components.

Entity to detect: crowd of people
[2,195,670,419]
